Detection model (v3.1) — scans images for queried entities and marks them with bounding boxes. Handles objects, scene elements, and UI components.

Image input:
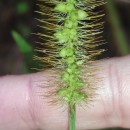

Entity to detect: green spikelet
[34,0,106,130]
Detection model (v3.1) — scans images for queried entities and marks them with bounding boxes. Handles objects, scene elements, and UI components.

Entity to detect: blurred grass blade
[106,0,130,55]
[12,30,32,53]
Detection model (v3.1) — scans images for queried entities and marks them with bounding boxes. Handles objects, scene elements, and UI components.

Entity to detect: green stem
[106,0,130,55]
[69,104,76,130]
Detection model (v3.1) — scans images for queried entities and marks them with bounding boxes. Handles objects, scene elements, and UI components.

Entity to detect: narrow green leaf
[106,0,130,55]
[11,30,32,53]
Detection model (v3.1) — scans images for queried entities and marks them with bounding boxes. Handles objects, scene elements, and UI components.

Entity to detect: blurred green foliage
[16,1,29,14]
[11,30,40,73]
[9,0,37,74]
[12,31,32,53]
[106,0,130,55]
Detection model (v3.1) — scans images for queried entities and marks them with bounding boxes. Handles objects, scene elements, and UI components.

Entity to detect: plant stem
[69,104,76,130]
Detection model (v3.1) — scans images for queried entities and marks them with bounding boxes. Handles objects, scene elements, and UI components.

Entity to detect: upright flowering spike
[34,0,106,130]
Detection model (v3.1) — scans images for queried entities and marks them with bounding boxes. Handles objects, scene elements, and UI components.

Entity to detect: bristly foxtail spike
[35,0,106,130]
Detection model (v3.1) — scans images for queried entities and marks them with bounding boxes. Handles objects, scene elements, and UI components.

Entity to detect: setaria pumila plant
[34,0,106,130]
